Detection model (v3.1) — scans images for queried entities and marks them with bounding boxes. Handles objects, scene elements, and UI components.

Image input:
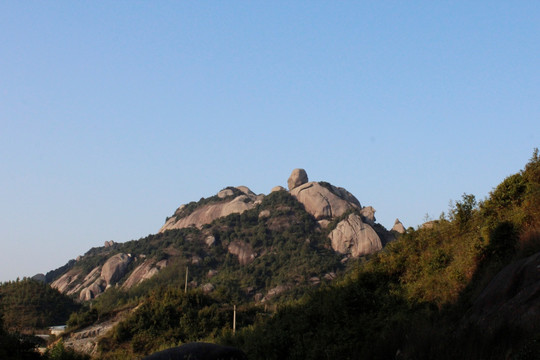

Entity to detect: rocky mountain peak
[392,218,406,233]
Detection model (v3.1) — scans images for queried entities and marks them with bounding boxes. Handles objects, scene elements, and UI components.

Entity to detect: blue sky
[1,2,539,282]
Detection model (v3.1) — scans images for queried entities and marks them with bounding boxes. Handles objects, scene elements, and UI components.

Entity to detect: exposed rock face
[160,187,262,232]
[271,185,286,193]
[287,169,308,191]
[228,240,256,265]
[259,209,271,219]
[201,283,215,293]
[470,251,540,331]
[104,240,115,248]
[360,206,376,225]
[69,266,102,296]
[263,284,291,302]
[101,253,132,286]
[290,182,360,220]
[392,219,406,234]
[205,235,216,247]
[79,281,105,301]
[318,219,330,229]
[217,188,234,198]
[122,259,168,290]
[329,214,382,257]
[51,269,82,293]
[142,342,247,360]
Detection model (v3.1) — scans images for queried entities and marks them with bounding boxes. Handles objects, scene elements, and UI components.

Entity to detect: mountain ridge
[45,169,396,305]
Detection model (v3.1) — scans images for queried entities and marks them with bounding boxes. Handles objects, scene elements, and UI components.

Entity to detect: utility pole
[233,305,237,334]
[184,266,189,294]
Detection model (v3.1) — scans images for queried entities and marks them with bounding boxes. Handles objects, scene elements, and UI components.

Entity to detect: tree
[451,193,477,228]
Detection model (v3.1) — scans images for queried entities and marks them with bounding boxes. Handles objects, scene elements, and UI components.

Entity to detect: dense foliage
[0,279,80,331]
[221,150,540,359]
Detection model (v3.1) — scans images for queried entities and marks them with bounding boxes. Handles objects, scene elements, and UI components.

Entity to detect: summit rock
[160,186,263,232]
[290,182,360,220]
[287,169,308,191]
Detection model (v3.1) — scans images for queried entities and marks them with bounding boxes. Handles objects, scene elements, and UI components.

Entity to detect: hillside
[19,170,393,357]
[6,153,540,359]
[0,278,79,331]
[45,169,394,307]
[222,150,540,359]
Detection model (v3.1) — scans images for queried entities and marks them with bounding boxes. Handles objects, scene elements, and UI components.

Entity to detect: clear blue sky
[1,2,539,282]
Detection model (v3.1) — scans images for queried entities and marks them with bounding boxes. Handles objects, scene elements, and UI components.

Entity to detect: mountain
[16,169,394,357]
[45,169,394,305]
[8,152,540,360]
[223,150,540,359]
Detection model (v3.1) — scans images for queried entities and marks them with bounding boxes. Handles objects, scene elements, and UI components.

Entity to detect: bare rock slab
[329,213,382,257]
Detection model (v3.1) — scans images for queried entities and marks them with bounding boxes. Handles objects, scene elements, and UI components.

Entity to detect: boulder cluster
[52,253,168,301]
[160,168,398,262]
[51,168,402,302]
[286,168,387,259]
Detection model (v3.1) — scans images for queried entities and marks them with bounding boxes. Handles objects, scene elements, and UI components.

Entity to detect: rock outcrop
[101,253,132,286]
[205,235,216,247]
[217,188,234,198]
[201,283,215,293]
[290,182,360,220]
[122,259,168,290]
[287,169,308,190]
[51,269,82,293]
[271,185,286,193]
[228,240,256,265]
[263,284,291,302]
[160,186,263,232]
[391,219,406,234]
[71,266,102,297]
[360,206,376,225]
[469,251,540,331]
[79,280,105,301]
[73,254,134,300]
[329,213,382,257]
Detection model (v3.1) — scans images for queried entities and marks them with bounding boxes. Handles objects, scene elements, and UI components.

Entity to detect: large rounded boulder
[329,213,382,257]
[101,253,132,286]
[287,168,309,190]
[290,182,360,220]
[160,186,263,232]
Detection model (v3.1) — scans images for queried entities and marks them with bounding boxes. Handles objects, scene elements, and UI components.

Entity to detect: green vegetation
[220,149,540,359]
[0,279,80,331]
[12,150,540,359]
[98,288,239,358]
